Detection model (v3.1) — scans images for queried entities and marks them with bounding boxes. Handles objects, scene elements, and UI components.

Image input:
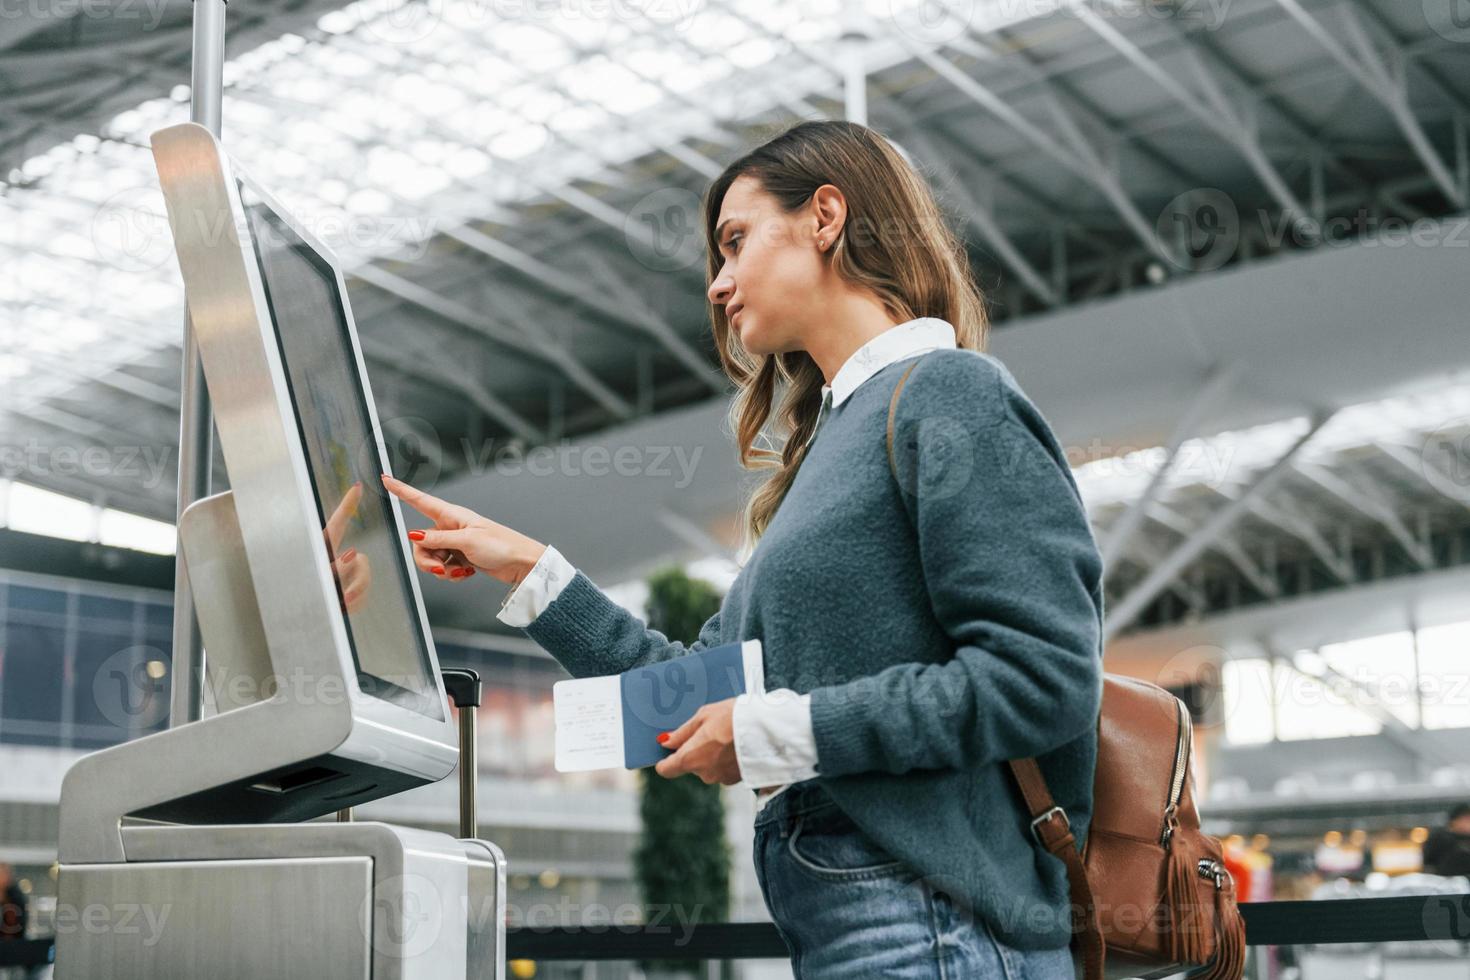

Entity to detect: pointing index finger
[380,473,449,521]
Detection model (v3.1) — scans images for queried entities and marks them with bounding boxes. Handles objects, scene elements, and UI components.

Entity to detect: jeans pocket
[785,802,908,882]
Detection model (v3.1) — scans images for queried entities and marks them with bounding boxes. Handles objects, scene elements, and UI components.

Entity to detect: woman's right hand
[380,473,546,587]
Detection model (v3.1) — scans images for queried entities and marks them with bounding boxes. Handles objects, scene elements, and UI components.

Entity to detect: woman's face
[706,175,829,356]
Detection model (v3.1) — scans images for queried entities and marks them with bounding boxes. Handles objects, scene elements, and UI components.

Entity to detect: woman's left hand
[654,698,743,786]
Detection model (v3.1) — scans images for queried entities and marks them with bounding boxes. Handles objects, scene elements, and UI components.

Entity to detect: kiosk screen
[241,183,441,720]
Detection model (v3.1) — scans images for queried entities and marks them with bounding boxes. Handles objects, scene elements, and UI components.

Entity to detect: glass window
[78,593,134,625]
[1,621,67,746]
[7,586,67,617]
[1222,658,1275,746]
[71,626,163,749]
[1418,619,1470,730]
[1319,630,1419,729]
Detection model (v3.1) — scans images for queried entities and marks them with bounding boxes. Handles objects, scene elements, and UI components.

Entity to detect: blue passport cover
[621,641,753,769]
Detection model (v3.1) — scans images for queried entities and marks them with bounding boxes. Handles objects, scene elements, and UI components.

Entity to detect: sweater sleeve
[808,351,1105,777]
[519,567,724,680]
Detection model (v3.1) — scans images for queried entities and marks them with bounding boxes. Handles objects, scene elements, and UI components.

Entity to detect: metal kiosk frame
[53,122,507,980]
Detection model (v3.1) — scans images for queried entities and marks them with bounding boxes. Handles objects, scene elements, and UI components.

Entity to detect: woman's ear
[810,184,847,250]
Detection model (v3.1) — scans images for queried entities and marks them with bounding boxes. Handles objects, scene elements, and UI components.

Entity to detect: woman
[383,120,1104,979]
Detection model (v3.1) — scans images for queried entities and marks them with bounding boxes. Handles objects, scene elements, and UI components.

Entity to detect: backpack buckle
[1030,805,1070,846]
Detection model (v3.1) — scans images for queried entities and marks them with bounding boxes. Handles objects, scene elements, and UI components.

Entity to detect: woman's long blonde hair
[702,120,989,555]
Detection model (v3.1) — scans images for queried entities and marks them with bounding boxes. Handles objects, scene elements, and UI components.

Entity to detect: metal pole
[840,14,868,126]
[440,669,482,839]
[169,0,226,728]
[458,705,477,838]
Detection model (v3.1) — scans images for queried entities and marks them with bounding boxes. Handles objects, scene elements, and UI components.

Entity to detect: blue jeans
[751,778,1077,979]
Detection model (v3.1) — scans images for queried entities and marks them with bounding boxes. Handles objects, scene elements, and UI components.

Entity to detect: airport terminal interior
[2,0,1469,977]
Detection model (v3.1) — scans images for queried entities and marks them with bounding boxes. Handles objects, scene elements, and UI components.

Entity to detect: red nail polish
[408,530,426,541]
[432,565,445,575]
[657,732,670,744]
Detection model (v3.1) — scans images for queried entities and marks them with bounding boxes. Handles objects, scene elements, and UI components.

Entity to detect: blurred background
[2,0,1470,977]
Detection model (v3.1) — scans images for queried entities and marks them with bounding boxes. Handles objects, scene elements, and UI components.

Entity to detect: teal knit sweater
[521,348,1106,950]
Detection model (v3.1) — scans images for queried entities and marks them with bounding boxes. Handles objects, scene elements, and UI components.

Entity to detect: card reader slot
[247,765,347,796]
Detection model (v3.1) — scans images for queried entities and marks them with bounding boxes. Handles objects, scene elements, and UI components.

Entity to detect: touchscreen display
[240,183,441,720]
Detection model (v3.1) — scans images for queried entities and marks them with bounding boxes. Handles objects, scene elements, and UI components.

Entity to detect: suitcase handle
[442,668,482,839]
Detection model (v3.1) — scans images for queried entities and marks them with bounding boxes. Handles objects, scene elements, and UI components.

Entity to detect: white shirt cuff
[496,544,574,627]
[732,688,819,788]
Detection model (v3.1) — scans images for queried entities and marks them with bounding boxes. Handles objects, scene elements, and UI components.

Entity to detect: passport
[553,640,764,772]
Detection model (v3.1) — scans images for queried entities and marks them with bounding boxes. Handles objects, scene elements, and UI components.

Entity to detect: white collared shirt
[497,316,959,810]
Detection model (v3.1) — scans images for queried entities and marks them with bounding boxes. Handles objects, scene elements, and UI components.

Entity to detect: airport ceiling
[2,0,1468,633]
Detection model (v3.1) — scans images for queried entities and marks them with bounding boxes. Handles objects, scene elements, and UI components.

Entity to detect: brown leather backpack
[886,359,1247,980]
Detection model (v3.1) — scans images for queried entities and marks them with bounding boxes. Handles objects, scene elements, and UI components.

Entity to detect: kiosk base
[55,821,507,980]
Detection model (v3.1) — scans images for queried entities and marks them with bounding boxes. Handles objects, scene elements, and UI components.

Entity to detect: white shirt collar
[821,316,958,408]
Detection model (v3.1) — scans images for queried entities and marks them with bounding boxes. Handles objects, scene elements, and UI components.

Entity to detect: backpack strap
[885,362,1106,980]
[1008,759,1105,980]
[884,359,920,484]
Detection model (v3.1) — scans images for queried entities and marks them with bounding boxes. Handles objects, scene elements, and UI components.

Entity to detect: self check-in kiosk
[54,122,506,979]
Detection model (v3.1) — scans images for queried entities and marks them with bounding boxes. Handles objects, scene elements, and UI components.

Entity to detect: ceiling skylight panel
[120,276,180,320]
[267,149,310,179]
[683,11,752,52]
[8,254,75,306]
[496,81,549,114]
[317,100,382,144]
[551,8,616,48]
[19,154,58,180]
[359,140,415,180]
[726,36,778,69]
[216,95,276,133]
[666,56,737,94]
[317,7,356,33]
[443,57,522,102]
[24,309,103,356]
[544,103,610,137]
[515,88,570,123]
[345,186,395,215]
[446,103,511,144]
[562,56,661,115]
[494,22,573,69]
[99,102,177,149]
[390,72,466,116]
[321,46,375,78]
[489,123,550,161]
[390,165,452,202]
[0,355,29,380]
[786,11,843,43]
[622,45,688,84]
[437,0,489,33]
[50,231,99,263]
[443,146,491,181]
[1074,378,1470,513]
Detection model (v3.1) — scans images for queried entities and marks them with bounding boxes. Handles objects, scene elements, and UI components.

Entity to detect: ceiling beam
[899,38,1177,267]
[1105,410,1333,640]
[1267,0,1465,208]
